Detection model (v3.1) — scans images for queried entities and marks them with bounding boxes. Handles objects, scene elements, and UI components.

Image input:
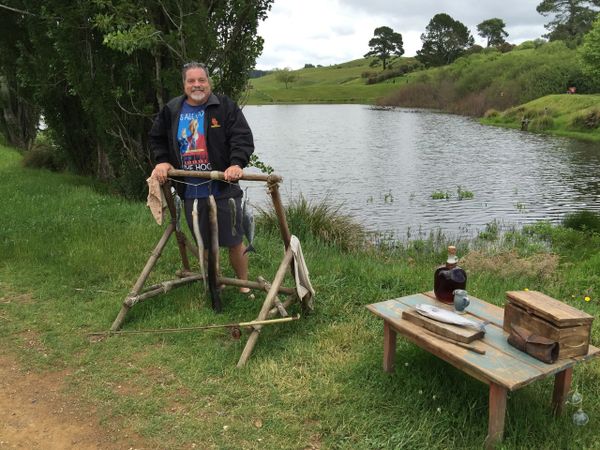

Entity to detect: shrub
[257,195,366,252]
[569,109,600,130]
[21,140,67,172]
[365,64,421,85]
[529,115,554,131]
[496,42,515,53]
[484,109,499,118]
[562,210,600,233]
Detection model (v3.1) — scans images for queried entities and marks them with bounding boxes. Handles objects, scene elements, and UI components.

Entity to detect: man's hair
[182,62,210,82]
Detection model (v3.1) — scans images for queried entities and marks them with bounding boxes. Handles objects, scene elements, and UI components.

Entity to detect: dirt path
[0,354,148,450]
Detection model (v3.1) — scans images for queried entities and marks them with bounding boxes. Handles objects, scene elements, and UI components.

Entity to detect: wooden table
[366,292,599,449]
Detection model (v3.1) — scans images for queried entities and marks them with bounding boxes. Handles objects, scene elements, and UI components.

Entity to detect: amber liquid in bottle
[434,245,467,304]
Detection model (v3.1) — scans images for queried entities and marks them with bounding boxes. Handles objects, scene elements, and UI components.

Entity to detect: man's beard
[190,90,207,102]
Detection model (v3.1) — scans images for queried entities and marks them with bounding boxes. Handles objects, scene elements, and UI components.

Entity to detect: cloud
[255,0,550,70]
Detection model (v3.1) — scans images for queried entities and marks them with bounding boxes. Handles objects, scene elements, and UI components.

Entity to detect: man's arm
[226,100,254,169]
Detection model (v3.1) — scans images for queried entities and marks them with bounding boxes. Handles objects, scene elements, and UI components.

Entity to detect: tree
[579,16,600,78]
[0,0,273,197]
[0,5,39,150]
[364,26,404,70]
[537,0,600,43]
[417,14,475,67]
[477,18,509,47]
[274,68,298,88]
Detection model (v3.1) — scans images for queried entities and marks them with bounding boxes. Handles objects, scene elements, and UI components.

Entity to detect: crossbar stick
[168,169,282,184]
[125,274,205,307]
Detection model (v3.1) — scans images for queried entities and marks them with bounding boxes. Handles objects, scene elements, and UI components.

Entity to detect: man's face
[184,67,211,105]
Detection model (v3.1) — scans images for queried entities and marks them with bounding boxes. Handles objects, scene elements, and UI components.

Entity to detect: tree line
[365,1,600,70]
[0,0,273,197]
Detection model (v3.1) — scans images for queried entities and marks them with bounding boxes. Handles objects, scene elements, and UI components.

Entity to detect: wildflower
[437,407,441,413]
[404,362,409,367]
[524,288,529,291]
[418,390,423,395]
[584,296,591,302]
[432,395,437,400]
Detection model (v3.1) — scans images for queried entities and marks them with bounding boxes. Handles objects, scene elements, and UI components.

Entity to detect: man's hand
[223,164,243,182]
[151,162,174,184]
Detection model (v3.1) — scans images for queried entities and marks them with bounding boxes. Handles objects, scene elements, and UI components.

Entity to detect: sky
[255,0,551,70]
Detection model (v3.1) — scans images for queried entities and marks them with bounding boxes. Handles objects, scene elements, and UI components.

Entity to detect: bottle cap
[447,245,458,264]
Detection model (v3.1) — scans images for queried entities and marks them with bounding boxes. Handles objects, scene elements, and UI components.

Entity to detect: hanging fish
[415,304,486,333]
[172,187,182,232]
[242,191,255,254]
[228,197,237,237]
[192,199,207,291]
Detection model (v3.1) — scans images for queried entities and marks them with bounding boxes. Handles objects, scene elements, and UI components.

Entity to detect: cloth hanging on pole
[290,235,315,310]
[146,177,167,225]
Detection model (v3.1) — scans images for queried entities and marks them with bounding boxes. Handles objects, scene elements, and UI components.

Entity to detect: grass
[1,145,600,448]
[482,94,600,141]
[245,57,413,105]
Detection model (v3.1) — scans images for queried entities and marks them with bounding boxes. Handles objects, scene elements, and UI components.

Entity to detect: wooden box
[504,290,594,359]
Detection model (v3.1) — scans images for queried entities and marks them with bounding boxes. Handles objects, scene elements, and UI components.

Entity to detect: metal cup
[453,289,470,314]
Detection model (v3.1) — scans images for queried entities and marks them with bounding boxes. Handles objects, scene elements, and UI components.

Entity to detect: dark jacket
[148,93,254,198]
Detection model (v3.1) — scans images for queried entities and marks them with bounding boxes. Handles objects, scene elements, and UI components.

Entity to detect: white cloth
[146,177,167,225]
[290,235,315,310]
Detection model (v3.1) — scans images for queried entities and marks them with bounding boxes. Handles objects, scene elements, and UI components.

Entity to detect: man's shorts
[184,196,244,248]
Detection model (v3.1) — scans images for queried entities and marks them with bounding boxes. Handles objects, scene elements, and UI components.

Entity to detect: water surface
[241,105,600,239]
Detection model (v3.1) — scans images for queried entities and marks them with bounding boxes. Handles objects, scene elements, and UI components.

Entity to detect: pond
[241,104,600,239]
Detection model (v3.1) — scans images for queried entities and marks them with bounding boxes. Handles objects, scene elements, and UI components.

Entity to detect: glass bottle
[434,245,467,304]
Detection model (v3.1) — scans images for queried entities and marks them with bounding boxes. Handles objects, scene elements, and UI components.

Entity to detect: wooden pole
[267,296,295,318]
[124,274,205,306]
[207,195,222,312]
[267,180,292,249]
[237,247,294,367]
[91,315,300,337]
[111,222,175,331]
[216,276,295,296]
[257,276,288,317]
[168,169,282,184]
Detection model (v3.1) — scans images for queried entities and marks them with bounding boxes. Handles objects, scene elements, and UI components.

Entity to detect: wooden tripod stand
[109,169,310,367]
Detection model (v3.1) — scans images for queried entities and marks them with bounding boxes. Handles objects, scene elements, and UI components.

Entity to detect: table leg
[383,321,397,373]
[552,367,573,416]
[485,383,507,450]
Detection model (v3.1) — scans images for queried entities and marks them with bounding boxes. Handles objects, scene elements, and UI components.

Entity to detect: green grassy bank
[482,94,600,141]
[1,145,599,449]
[245,58,406,104]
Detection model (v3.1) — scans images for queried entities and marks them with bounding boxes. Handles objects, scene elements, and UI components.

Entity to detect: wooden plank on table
[422,291,504,327]
[402,308,484,343]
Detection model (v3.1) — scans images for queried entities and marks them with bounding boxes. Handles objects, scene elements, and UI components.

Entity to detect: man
[149,62,253,293]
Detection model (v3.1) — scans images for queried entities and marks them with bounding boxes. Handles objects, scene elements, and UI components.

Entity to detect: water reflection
[242,105,600,239]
